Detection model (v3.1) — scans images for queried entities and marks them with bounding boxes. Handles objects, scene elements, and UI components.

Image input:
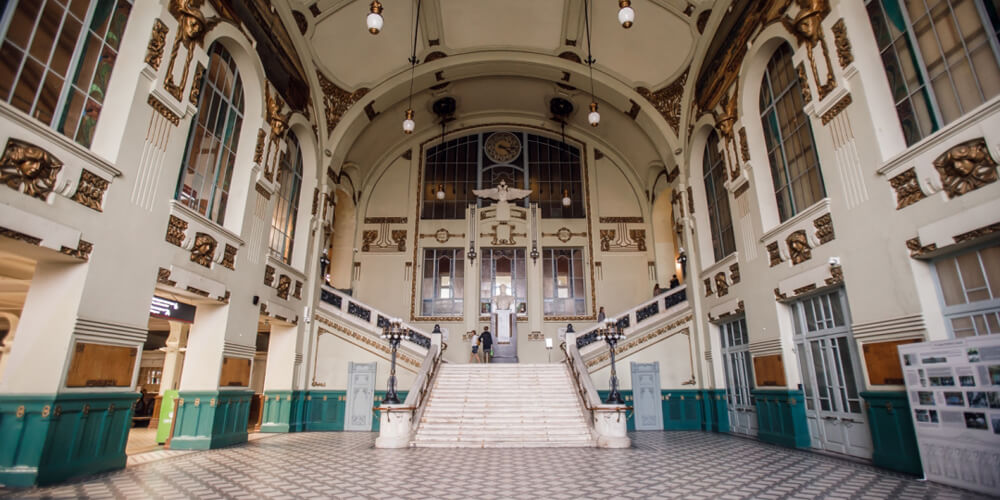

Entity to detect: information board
[898,336,1000,495]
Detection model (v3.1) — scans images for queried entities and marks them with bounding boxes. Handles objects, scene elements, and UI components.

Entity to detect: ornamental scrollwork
[932,138,998,198]
[145,19,169,70]
[766,241,783,267]
[635,69,687,135]
[888,168,926,209]
[0,138,63,201]
[813,213,834,244]
[164,0,221,101]
[166,215,187,246]
[832,18,853,68]
[72,169,109,212]
[316,70,369,135]
[782,0,836,100]
[264,265,275,286]
[277,275,291,300]
[221,244,237,270]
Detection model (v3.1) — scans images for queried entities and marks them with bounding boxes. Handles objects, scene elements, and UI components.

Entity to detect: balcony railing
[575,285,688,350]
[317,285,431,353]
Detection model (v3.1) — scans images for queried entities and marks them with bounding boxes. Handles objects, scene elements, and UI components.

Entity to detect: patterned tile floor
[1,432,992,499]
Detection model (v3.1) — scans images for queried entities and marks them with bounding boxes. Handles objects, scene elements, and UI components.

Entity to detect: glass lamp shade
[562,189,571,206]
[403,109,415,134]
[436,186,446,199]
[367,13,383,34]
[618,6,634,28]
[588,102,600,127]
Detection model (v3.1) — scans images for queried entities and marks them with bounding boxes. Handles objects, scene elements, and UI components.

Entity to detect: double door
[720,318,757,436]
[793,290,872,458]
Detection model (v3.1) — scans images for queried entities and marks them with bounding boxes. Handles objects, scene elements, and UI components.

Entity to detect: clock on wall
[484,132,522,164]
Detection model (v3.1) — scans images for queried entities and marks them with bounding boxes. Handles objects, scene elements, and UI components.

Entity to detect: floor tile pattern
[1,432,992,499]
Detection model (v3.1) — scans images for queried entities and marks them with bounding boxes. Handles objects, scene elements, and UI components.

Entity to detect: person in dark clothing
[597,306,606,322]
[653,283,662,296]
[479,326,494,363]
[669,274,680,289]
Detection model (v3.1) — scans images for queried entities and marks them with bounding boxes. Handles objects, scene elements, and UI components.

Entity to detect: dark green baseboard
[752,389,810,449]
[170,390,253,450]
[0,392,138,487]
[701,389,729,433]
[861,391,921,475]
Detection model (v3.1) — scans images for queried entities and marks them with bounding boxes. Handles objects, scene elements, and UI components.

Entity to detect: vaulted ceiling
[268,0,730,188]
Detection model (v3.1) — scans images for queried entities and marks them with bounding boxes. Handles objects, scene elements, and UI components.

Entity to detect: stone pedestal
[594,409,631,448]
[374,405,412,448]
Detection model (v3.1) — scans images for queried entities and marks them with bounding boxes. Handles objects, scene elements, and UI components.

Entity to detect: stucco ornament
[714,88,741,181]
[190,232,217,268]
[932,138,998,198]
[783,0,836,100]
[786,230,812,265]
[165,0,220,101]
[0,138,63,200]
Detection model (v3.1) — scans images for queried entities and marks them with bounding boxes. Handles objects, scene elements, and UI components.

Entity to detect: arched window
[866,0,1000,145]
[270,132,303,264]
[176,43,245,224]
[0,0,133,147]
[703,131,736,261]
[759,43,826,222]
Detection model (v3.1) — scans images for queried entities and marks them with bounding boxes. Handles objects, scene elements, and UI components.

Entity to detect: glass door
[720,317,757,436]
[793,289,872,459]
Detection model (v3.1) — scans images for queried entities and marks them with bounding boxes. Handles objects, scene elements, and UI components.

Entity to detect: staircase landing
[413,363,594,448]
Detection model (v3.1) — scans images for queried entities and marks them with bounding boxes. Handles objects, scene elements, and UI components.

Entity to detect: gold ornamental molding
[906,236,936,258]
[166,215,187,246]
[714,272,729,297]
[144,19,169,70]
[585,315,694,369]
[932,138,998,198]
[419,228,464,243]
[314,317,420,370]
[164,0,221,102]
[729,263,741,284]
[147,95,180,126]
[277,275,291,300]
[364,217,408,224]
[264,265,275,286]
[635,68,688,136]
[189,232,217,268]
[813,214,834,244]
[0,227,41,246]
[0,138,63,201]
[889,168,927,209]
[253,129,266,165]
[60,240,93,261]
[189,63,205,104]
[766,241,782,267]
[316,70,369,135]
[221,244,237,270]
[157,267,176,286]
[541,227,587,243]
[832,18,854,68]
[598,216,643,224]
[954,222,1000,244]
[783,0,836,100]
[797,63,812,104]
[72,169,109,212]
[786,230,811,265]
[544,314,597,322]
[821,93,852,125]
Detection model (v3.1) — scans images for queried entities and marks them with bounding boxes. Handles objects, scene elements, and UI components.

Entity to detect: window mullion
[54,1,98,128]
[973,0,1000,70]
[897,0,947,127]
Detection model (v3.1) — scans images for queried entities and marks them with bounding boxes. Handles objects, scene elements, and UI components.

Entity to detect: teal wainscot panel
[752,389,810,449]
[170,390,253,450]
[861,391,921,475]
[0,392,138,487]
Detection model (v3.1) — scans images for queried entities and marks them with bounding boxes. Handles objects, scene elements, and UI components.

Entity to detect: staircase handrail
[574,284,688,352]
[403,341,446,431]
[317,284,432,354]
[561,340,631,414]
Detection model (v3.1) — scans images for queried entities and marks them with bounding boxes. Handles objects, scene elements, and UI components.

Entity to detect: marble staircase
[412,364,595,448]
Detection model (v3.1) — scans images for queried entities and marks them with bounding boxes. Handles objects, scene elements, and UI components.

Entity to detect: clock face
[484,132,522,164]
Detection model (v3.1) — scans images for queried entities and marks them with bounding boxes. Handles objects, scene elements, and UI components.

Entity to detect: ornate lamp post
[380,318,411,404]
[598,318,625,404]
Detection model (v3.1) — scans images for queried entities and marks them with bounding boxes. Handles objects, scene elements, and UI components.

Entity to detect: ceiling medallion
[484,132,522,164]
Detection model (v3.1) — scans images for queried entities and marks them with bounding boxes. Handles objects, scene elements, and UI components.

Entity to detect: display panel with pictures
[898,336,1000,496]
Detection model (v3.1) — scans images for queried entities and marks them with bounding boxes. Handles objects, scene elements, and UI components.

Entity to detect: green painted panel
[701,389,729,433]
[752,389,810,449]
[169,390,252,450]
[260,391,292,433]
[303,391,346,431]
[661,390,702,430]
[861,391,921,475]
[289,391,306,432]
[0,392,137,487]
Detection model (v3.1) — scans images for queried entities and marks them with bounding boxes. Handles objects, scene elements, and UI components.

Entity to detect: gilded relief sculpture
[190,232,218,268]
[0,138,64,201]
[932,138,998,198]
[165,0,220,101]
[264,83,292,182]
[715,88,742,181]
[783,0,836,100]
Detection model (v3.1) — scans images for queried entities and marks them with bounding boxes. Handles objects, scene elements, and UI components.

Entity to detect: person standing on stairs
[470,336,482,363]
[479,326,494,363]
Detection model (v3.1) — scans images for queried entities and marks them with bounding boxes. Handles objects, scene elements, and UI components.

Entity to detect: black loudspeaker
[550,97,574,118]
[432,96,456,118]
[252,295,259,305]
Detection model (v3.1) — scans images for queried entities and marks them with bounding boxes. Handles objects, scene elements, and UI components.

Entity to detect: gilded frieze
[825,264,844,286]
[905,237,936,258]
[277,275,291,300]
[794,283,817,296]
[766,241,782,267]
[221,244,237,270]
[953,222,1000,244]
[738,127,749,162]
[164,0,220,102]
[714,88,741,181]
[264,83,292,181]
[888,168,926,209]
[147,95,180,126]
[144,19,169,70]
[157,267,177,286]
[797,63,812,104]
[820,93,852,125]
[419,228,465,243]
[786,230,812,265]
[598,216,643,224]
[254,129,266,165]
[813,213,834,244]
[264,265,275,286]
[166,215,187,246]
[60,240,93,261]
[932,138,998,198]
[729,263,741,284]
[72,169,109,212]
[0,227,41,245]
[189,232,217,268]
[635,69,687,135]
[0,138,63,201]
[715,272,729,297]
[316,70,369,135]
[832,18,853,68]
[541,227,587,243]
[703,277,713,297]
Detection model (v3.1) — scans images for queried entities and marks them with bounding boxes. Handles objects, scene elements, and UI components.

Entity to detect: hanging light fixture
[367,0,384,34]
[583,0,600,128]
[403,0,422,134]
[436,184,446,199]
[562,189,572,207]
[617,0,635,28]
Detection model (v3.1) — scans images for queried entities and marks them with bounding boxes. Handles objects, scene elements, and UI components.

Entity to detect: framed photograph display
[899,336,1000,496]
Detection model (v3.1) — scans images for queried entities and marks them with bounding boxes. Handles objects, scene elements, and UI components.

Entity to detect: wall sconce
[468,244,477,264]
[530,246,540,264]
